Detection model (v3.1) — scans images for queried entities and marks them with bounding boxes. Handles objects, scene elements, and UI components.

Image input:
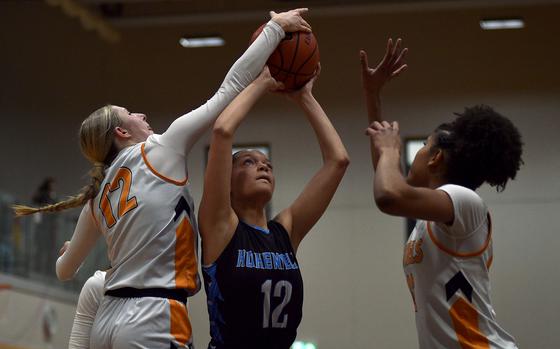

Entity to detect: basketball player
[198,64,349,349]
[361,39,522,348]
[14,9,312,349]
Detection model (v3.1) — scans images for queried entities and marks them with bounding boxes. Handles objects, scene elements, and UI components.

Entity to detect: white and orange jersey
[91,137,199,294]
[403,184,517,349]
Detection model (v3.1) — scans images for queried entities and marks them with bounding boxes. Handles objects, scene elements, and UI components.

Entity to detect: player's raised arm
[275,67,350,251]
[199,67,283,265]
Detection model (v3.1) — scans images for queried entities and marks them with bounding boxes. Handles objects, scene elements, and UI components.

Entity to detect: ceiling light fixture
[480,18,525,30]
[179,36,225,48]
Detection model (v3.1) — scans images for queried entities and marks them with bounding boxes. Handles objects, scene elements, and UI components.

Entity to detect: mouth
[256,175,271,184]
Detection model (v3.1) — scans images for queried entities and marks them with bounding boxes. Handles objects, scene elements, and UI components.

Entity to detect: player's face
[231,150,275,204]
[406,135,435,187]
[114,106,153,143]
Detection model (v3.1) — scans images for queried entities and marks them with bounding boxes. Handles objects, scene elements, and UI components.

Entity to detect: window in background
[404,137,427,237]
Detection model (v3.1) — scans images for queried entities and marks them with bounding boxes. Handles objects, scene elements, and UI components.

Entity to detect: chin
[406,175,420,188]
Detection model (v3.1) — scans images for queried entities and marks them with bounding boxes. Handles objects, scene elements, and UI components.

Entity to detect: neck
[428,175,448,189]
[115,139,138,152]
[232,199,268,228]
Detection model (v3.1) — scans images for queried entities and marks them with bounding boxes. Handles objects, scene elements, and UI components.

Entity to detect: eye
[266,163,273,170]
[243,158,255,166]
[423,140,427,146]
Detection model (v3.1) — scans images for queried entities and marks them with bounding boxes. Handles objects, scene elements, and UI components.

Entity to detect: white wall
[0,276,77,349]
[1,2,559,348]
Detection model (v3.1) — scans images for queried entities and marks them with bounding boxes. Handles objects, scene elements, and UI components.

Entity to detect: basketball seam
[288,32,301,85]
[266,63,315,76]
[287,32,300,74]
[295,40,319,75]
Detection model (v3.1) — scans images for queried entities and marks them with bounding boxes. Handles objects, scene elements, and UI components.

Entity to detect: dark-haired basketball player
[198,65,349,349]
[361,38,521,349]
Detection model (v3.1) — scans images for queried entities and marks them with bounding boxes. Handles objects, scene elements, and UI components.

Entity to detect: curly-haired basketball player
[360,38,522,349]
[198,65,349,349]
[14,9,311,349]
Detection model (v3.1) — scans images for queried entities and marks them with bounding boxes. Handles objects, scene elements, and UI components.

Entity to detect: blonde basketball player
[361,39,522,349]
[13,9,312,349]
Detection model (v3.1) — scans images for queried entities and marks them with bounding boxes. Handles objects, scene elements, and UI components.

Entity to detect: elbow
[56,269,72,282]
[212,123,234,139]
[55,257,73,281]
[330,153,350,172]
[337,154,351,170]
[374,188,402,215]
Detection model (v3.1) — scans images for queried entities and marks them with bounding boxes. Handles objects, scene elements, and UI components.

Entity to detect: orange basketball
[251,24,320,91]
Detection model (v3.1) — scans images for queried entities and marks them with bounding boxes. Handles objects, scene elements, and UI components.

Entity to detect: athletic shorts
[91,295,193,349]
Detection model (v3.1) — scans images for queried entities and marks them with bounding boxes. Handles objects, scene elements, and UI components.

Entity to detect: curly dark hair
[432,105,523,191]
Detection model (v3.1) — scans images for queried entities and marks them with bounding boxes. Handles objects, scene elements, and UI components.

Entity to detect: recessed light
[480,18,525,30]
[179,36,225,48]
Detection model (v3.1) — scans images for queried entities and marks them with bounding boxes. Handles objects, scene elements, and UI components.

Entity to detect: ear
[428,148,444,169]
[114,126,131,139]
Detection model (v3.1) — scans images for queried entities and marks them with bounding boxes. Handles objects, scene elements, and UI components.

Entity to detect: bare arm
[275,72,350,252]
[56,203,101,280]
[366,121,454,223]
[198,69,282,265]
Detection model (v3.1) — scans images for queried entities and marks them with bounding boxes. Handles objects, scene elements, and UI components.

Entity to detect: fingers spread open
[391,64,408,79]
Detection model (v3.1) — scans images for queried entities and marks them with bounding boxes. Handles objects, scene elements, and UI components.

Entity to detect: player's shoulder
[438,184,485,209]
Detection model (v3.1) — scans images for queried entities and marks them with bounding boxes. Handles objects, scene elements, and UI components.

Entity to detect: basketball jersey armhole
[269,220,298,256]
[141,143,188,186]
[201,222,243,268]
[427,213,492,258]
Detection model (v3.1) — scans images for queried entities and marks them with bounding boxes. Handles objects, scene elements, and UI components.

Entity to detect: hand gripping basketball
[251,22,320,91]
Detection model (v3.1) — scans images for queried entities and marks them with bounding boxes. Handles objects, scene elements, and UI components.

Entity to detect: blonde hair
[14,105,122,216]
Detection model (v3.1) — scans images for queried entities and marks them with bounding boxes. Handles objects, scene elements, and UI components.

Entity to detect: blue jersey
[202,220,304,349]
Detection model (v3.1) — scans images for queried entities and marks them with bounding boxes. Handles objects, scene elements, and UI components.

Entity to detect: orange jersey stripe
[449,298,490,349]
[169,299,191,346]
[175,217,198,290]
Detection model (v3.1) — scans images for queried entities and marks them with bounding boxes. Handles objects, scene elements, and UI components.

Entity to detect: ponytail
[13,163,107,217]
[14,105,121,217]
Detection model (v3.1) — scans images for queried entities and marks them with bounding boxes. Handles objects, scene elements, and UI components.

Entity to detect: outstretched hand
[360,38,408,94]
[270,8,312,33]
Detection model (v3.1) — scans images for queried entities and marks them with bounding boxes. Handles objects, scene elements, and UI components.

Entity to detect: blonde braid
[14,105,120,217]
[13,163,107,217]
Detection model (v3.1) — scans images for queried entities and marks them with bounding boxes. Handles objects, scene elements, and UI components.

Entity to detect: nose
[257,162,269,172]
